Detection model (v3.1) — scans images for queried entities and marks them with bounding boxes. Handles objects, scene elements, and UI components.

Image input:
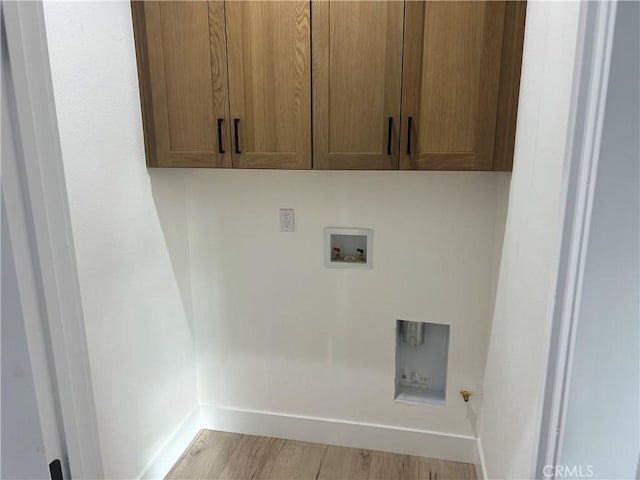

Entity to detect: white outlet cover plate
[280,209,294,232]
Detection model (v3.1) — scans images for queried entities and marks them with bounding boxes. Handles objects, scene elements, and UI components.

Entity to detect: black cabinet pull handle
[387,116,393,155]
[407,116,413,155]
[233,118,241,154]
[217,118,225,154]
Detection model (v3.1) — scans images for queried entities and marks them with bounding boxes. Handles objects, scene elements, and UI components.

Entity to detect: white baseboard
[139,405,202,480]
[475,437,488,480]
[139,404,481,478]
[200,404,477,464]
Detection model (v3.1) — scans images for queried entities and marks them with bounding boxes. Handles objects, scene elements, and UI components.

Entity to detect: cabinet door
[312,1,404,170]
[225,1,311,169]
[132,1,231,168]
[400,1,506,170]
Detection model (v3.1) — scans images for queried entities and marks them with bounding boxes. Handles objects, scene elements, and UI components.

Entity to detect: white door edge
[1,1,104,477]
[535,1,618,478]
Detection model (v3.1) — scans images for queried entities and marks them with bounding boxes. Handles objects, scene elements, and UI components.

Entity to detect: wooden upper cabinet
[312,1,404,170]
[132,0,525,171]
[401,1,508,171]
[225,1,312,169]
[131,1,231,168]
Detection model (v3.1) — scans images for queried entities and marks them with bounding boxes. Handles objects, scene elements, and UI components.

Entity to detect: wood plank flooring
[166,430,476,480]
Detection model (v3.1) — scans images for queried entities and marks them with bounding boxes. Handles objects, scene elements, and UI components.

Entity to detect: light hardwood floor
[166,430,477,480]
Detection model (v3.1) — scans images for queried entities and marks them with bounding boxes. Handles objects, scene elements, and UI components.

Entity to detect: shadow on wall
[148,169,196,336]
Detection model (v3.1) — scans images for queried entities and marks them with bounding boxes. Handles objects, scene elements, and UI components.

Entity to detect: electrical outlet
[280,209,294,232]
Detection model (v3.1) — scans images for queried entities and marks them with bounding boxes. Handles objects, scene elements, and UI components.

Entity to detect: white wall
[560,2,640,477]
[42,2,198,478]
[478,2,583,478]
[174,169,508,437]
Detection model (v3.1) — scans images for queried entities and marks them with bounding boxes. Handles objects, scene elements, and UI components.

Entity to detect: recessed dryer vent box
[395,320,450,406]
[324,228,373,269]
